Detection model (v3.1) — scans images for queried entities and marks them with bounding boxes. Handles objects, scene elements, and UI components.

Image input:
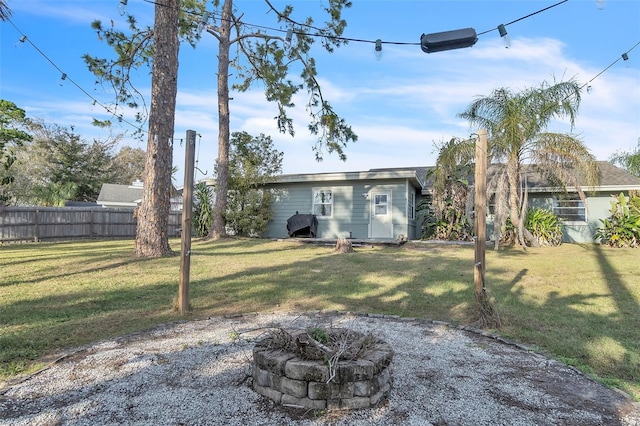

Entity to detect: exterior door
[369,190,393,238]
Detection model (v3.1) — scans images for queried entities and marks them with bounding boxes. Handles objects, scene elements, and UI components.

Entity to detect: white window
[374,194,388,215]
[408,191,416,220]
[553,195,586,222]
[313,189,333,217]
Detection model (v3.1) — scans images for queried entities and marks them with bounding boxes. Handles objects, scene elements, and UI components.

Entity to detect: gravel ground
[1,311,639,426]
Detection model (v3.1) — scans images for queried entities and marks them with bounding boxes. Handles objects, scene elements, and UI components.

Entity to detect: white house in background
[97,180,183,211]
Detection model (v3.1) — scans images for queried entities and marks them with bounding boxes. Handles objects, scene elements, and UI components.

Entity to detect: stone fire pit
[252,327,393,410]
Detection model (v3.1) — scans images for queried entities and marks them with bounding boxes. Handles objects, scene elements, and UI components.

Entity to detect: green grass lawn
[1,238,638,399]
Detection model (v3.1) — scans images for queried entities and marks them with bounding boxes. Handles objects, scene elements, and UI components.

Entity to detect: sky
[1,0,639,186]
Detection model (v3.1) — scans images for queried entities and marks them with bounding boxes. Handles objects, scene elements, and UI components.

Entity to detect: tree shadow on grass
[491,245,639,398]
[2,239,638,400]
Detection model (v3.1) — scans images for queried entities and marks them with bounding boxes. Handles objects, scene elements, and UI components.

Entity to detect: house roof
[215,161,639,194]
[270,169,424,188]
[506,161,640,192]
[97,183,143,207]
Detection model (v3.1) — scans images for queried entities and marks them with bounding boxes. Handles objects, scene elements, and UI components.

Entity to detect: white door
[369,191,393,238]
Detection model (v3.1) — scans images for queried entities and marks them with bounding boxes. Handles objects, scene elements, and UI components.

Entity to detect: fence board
[0,207,182,243]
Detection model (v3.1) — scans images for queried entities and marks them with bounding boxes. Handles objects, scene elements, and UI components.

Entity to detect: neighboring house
[511,161,640,243]
[262,168,425,240]
[261,162,640,243]
[97,180,183,211]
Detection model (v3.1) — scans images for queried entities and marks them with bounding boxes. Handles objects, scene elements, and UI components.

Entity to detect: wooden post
[474,129,487,302]
[178,130,196,314]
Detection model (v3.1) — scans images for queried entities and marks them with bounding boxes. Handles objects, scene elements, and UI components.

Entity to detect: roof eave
[270,170,423,188]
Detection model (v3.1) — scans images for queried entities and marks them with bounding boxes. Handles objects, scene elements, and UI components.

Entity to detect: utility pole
[474,129,487,303]
[178,130,196,314]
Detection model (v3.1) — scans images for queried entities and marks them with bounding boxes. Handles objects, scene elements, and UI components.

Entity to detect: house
[511,161,640,243]
[262,168,425,240]
[97,180,183,211]
[261,162,640,243]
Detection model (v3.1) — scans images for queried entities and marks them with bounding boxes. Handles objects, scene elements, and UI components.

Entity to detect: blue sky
[1,0,639,185]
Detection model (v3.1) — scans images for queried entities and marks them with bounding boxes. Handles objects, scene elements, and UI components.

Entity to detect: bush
[193,182,214,238]
[418,197,473,241]
[525,207,563,246]
[502,208,563,247]
[595,191,640,248]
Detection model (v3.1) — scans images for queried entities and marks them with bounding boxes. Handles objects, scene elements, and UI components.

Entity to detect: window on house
[313,189,333,217]
[553,194,586,222]
[408,191,416,220]
[374,194,388,215]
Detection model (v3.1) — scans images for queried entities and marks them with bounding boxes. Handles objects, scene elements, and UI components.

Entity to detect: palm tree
[456,79,600,248]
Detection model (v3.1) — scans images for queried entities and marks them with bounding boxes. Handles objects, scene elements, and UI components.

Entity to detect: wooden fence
[0,207,182,243]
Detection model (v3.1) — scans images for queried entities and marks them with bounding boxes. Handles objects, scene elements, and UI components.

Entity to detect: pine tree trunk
[134,0,179,258]
[210,0,232,240]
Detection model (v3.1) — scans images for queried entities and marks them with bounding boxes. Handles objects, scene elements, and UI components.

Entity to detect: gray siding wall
[494,191,623,243]
[264,179,420,240]
[528,192,614,243]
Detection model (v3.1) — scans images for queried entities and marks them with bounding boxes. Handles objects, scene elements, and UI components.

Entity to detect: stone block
[307,382,329,400]
[253,383,282,403]
[336,359,374,383]
[253,349,296,375]
[370,383,391,405]
[253,365,271,387]
[281,394,326,410]
[280,376,308,398]
[353,380,372,397]
[331,382,354,399]
[308,382,355,400]
[361,344,394,373]
[375,367,390,389]
[285,359,329,382]
[328,396,371,410]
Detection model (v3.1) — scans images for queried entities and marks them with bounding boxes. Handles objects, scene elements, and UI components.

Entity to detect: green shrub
[418,197,473,241]
[595,191,640,248]
[525,207,563,246]
[502,208,563,247]
[193,182,214,238]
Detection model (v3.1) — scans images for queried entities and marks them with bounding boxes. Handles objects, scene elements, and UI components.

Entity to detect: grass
[1,238,638,399]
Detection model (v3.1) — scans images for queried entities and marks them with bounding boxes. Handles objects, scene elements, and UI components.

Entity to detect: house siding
[505,191,626,243]
[264,178,420,240]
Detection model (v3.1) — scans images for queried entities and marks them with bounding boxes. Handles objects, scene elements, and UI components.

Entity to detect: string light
[59,73,67,86]
[197,12,210,35]
[3,1,637,137]
[284,28,293,51]
[497,24,511,49]
[15,34,27,48]
[374,39,382,61]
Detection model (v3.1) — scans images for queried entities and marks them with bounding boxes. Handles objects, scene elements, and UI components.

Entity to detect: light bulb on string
[197,12,209,35]
[284,29,293,51]
[59,73,67,87]
[622,52,630,68]
[118,0,128,16]
[586,85,593,94]
[497,24,511,49]
[374,39,382,61]
[15,35,27,48]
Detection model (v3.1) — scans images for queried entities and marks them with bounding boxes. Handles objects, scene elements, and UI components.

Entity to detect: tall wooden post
[474,129,487,302]
[178,130,196,314]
